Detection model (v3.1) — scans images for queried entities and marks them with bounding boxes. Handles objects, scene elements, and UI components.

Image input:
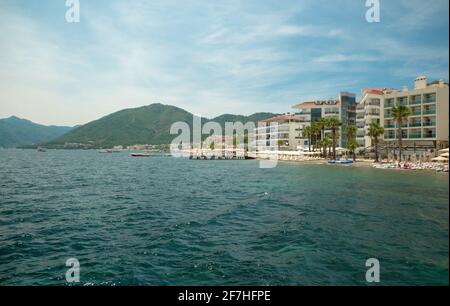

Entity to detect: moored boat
[328,160,353,165]
[130,153,150,157]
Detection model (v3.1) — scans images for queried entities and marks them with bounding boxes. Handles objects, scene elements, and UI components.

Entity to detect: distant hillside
[49,103,275,148]
[0,116,73,148]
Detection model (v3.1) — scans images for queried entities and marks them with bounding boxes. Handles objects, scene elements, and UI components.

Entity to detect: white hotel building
[254,114,308,151]
[356,76,449,150]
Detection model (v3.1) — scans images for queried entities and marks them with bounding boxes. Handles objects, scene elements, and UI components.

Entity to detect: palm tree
[391,105,412,161]
[302,126,312,152]
[311,122,322,151]
[316,139,323,156]
[367,122,384,162]
[345,125,358,161]
[346,139,358,161]
[345,125,357,141]
[322,136,332,158]
[325,117,342,160]
[318,118,328,139]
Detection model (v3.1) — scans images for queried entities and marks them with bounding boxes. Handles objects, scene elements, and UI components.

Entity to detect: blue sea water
[0,149,448,285]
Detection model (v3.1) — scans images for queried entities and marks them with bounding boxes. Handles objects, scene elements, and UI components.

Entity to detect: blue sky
[0,0,448,126]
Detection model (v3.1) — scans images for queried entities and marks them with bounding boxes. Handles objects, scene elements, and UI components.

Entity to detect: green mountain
[0,116,73,148]
[49,103,275,148]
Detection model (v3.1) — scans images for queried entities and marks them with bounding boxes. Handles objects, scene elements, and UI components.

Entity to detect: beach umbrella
[438,148,449,154]
[440,152,449,158]
[431,156,449,163]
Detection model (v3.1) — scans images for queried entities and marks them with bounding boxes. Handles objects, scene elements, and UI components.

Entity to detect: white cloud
[0,0,448,126]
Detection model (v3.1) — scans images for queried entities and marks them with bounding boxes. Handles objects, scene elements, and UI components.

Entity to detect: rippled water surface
[0,149,448,285]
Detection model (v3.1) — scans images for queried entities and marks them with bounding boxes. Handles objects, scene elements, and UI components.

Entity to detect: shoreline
[274,158,449,173]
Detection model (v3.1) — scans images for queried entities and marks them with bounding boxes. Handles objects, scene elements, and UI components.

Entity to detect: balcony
[409,96,422,105]
[384,99,395,108]
[411,109,422,116]
[423,120,436,127]
[409,122,422,127]
[324,111,340,115]
[423,108,436,115]
[384,124,395,128]
[366,100,381,107]
[409,132,422,139]
[424,94,436,104]
[365,111,380,117]
[397,98,408,106]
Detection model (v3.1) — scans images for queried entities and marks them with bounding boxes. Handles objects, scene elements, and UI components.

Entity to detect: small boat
[37,147,47,152]
[328,160,353,164]
[130,153,150,157]
[99,149,113,153]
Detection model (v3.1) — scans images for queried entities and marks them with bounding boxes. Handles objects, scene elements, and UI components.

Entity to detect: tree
[345,125,358,161]
[367,122,384,162]
[302,126,312,152]
[318,118,328,140]
[311,122,322,151]
[325,117,342,160]
[316,139,323,156]
[347,139,358,162]
[391,105,412,161]
[322,136,332,158]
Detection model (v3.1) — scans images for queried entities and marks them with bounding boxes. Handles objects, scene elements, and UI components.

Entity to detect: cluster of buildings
[254,76,449,153]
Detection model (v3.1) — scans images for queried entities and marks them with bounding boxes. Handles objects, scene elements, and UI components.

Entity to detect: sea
[0,149,448,285]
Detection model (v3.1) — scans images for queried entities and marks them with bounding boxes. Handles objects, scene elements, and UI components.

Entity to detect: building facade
[254,114,307,151]
[383,76,448,149]
[356,76,449,150]
[356,89,384,148]
[292,92,357,149]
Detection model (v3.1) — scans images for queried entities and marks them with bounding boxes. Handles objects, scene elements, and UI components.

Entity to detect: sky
[0,0,448,126]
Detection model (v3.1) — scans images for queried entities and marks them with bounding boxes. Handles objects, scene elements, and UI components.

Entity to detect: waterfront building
[383,76,448,149]
[254,114,308,151]
[292,92,357,150]
[356,88,385,148]
[356,76,449,150]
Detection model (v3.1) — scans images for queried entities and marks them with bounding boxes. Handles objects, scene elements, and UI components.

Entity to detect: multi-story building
[339,92,357,148]
[383,76,448,149]
[292,92,357,149]
[356,76,449,150]
[254,114,307,151]
[356,88,385,148]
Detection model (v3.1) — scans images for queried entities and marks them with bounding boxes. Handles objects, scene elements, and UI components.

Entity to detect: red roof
[362,88,384,95]
[259,114,302,123]
[293,100,341,108]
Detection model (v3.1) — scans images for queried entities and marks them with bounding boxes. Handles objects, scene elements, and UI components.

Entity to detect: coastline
[274,158,449,173]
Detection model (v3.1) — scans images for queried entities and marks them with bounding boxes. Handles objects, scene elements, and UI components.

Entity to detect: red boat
[130,153,150,157]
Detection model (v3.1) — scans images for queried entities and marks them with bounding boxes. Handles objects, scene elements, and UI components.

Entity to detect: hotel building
[254,114,308,151]
[356,76,449,150]
[356,88,385,148]
[292,92,357,149]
